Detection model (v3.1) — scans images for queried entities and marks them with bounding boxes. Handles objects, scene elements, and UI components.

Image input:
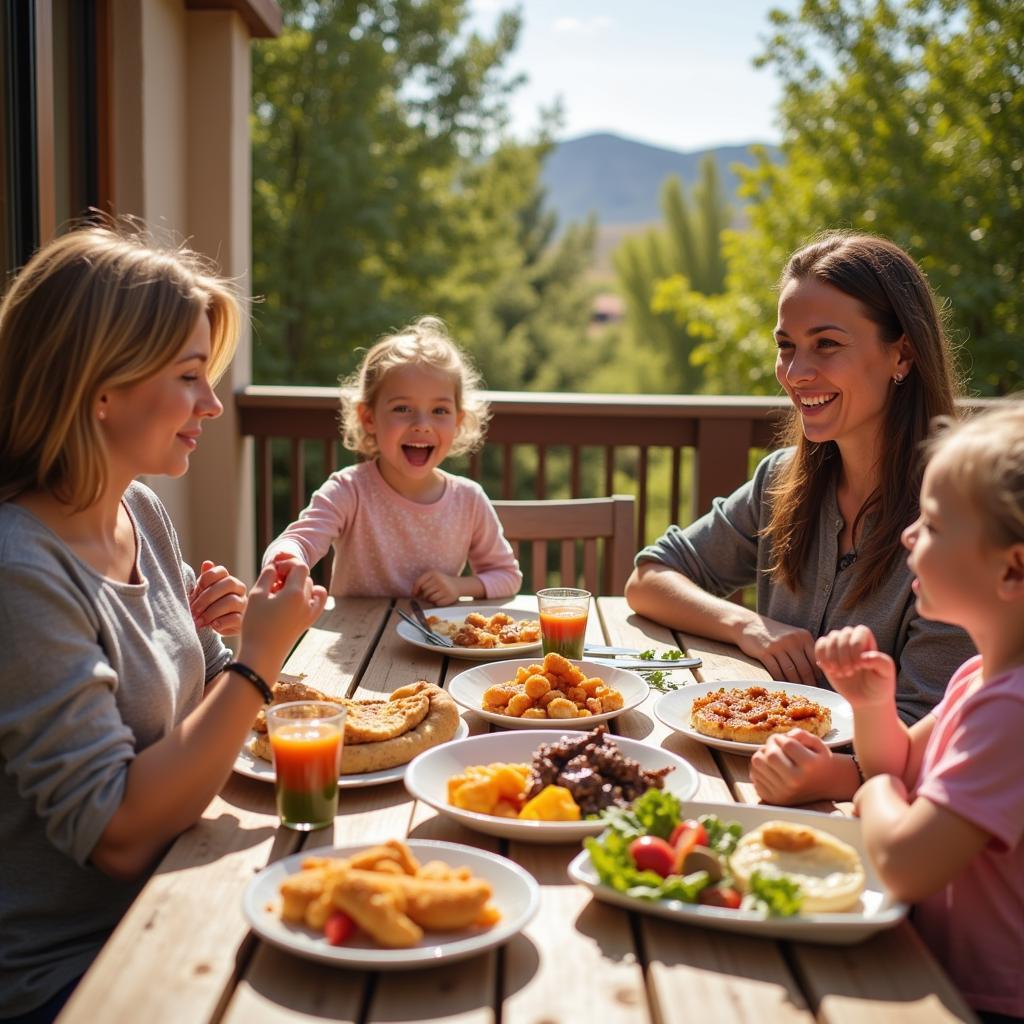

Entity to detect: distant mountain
[541,132,779,227]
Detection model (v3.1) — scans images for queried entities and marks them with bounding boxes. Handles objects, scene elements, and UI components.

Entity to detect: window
[0,0,108,284]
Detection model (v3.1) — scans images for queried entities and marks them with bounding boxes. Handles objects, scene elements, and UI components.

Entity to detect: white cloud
[553,16,613,34]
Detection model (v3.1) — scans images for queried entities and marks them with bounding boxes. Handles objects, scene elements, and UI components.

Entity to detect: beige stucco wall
[109,0,256,582]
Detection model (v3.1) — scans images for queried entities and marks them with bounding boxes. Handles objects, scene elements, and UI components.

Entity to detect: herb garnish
[637,648,686,692]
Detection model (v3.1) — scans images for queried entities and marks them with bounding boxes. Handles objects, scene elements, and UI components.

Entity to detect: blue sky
[466,0,796,153]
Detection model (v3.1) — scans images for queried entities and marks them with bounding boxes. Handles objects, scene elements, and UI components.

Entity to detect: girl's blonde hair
[0,223,241,509]
[926,400,1024,548]
[340,316,489,458]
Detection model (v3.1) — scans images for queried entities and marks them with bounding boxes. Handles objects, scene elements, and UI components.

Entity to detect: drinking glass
[537,587,591,660]
[266,700,346,830]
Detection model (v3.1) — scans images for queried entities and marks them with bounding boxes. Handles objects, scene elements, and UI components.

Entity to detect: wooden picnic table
[58,596,978,1024]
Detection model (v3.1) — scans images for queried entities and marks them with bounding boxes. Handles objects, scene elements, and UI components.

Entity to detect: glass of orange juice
[537,587,591,660]
[266,701,346,830]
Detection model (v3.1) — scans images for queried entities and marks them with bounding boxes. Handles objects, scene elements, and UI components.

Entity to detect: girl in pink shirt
[264,317,522,603]
[814,401,1024,1022]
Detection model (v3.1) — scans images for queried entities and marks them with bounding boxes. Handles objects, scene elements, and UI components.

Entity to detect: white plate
[243,839,540,969]
[568,801,908,944]
[448,659,649,730]
[396,604,542,660]
[405,730,700,843]
[233,718,470,789]
[654,680,854,755]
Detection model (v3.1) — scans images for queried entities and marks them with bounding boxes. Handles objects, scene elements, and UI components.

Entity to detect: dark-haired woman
[624,231,975,805]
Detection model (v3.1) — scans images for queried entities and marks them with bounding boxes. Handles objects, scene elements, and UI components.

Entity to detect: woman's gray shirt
[636,448,974,724]
[0,482,230,1017]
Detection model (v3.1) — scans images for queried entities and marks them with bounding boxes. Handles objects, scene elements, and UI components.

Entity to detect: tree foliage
[251,0,595,387]
[611,158,730,392]
[660,0,1023,395]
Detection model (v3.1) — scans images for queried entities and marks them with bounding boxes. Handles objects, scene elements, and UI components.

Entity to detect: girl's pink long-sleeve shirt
[263,461,522,598]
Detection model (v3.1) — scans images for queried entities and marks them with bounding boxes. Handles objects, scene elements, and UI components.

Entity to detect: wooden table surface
[59,597,978,1024]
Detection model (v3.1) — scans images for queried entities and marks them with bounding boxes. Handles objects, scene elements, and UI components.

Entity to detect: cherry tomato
[670,819,709,872]
[669,819,708,850]
[324,910,355,946]
[698,886,742,910]
[628,836,676,877]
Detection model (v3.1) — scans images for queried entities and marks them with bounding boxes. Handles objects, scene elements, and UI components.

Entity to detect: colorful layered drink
[267,701,346,830]
[537,587,591,660]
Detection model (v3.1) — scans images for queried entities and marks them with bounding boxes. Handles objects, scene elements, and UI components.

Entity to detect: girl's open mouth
[402,444,434,467]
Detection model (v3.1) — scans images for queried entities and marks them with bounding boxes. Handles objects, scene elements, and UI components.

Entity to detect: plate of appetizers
[395,604,543,660]
[568,797,907,944]
[654,680,854,755]
[448,656,648,730]
[243,838,540,969]
[404,727,699,843]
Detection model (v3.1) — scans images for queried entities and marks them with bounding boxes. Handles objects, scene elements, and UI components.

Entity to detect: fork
[395,607,454,648]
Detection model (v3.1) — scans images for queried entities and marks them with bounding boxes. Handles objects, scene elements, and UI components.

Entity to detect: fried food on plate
[249,679,460,774]
[427,611,541,648]
[278,839,500,948]
[689,685,832,745]
[481,652,624,720]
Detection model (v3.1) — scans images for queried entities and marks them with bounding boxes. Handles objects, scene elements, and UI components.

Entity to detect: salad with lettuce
[584,790,803,917]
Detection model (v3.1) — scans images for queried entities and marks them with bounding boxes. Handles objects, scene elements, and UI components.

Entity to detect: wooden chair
[493,495,636,596]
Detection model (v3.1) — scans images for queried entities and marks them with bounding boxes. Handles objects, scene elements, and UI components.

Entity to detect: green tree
[251,1,596,390]
[611,157,731,392]
[663,0,1024,395]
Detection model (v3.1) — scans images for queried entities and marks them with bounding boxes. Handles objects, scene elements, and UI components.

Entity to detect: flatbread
[249,680,460,774]
[689,685,832,745]
[254,680,430,744]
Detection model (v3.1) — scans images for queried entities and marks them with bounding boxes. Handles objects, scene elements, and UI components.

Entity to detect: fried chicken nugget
[391,875,494,931]
[329,870,423,948]
[346,839,420,876]
[280,866,332,923]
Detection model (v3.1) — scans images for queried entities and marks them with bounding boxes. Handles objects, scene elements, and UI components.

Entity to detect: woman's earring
[893,373,905,385]
[97,408,106,420]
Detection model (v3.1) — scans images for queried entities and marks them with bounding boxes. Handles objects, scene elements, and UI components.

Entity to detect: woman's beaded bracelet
[226,661,274,704]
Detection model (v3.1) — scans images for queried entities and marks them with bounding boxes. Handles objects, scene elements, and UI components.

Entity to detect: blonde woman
[263,316,521,604]
[625,232,975,805]
[0,226,326,1023]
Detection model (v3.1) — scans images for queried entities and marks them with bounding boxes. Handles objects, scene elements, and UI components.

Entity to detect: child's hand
[412,570,463,607]
[189,560,247,636]
[750,728,850,804]
[269,550,306,593]
[814,625,896,709]
[239,564,327,672]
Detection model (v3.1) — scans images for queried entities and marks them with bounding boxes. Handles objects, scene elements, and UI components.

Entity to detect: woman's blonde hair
[926,400,1024,548]
[762,231,960,606]
[0,222,241,509]
[340,316,489,458]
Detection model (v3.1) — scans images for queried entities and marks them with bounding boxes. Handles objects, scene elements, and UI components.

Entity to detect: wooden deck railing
[236,387,790,556]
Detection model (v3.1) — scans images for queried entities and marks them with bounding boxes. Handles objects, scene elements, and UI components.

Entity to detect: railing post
[694,418,752,520]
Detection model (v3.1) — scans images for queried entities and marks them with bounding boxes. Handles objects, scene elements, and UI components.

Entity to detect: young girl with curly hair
[264,316,521,604]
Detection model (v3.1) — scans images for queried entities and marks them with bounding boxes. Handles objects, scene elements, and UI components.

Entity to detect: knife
[583,644,648,656]
[394,608,453,648]
[585,655,702,670]
[408,598,436,632]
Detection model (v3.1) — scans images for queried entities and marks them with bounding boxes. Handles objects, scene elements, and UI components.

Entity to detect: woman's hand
[238,563,327,674]
[189,559,247,635]
[815,625,896,710]
[412,570,465,607]
[736,616,818,684]
[751,728,858,804]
